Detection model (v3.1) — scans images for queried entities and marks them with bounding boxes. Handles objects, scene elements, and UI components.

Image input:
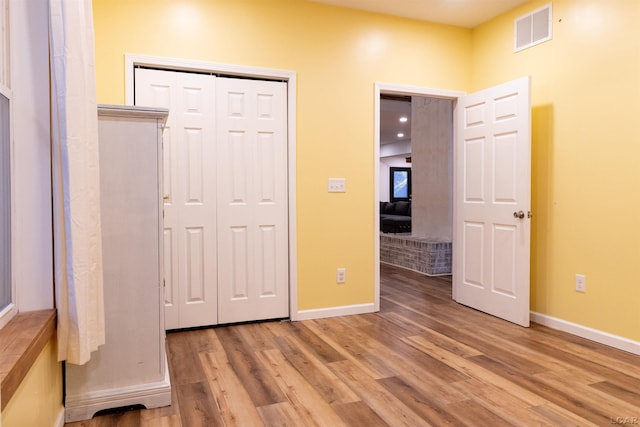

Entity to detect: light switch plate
[328,178,346,193]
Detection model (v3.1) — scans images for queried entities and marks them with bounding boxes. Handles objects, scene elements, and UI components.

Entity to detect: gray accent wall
[411,96,453,241]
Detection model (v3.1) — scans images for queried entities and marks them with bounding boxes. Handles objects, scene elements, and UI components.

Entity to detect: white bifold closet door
[135,68,289,329]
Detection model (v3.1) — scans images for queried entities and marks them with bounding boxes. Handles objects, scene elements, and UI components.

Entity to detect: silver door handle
[513,210,525,219]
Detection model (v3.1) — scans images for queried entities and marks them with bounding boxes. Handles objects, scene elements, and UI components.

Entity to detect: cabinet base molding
[64,365,171,423]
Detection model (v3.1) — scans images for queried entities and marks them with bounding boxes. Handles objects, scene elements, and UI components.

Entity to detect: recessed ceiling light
[397,133,404,138]
[399,116,408,123]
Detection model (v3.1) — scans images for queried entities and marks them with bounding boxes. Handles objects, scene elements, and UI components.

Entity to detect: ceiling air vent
[514,3,552,52]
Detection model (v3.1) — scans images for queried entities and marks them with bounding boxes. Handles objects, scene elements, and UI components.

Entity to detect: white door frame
[125,54,299,320]
[374,83,465,310]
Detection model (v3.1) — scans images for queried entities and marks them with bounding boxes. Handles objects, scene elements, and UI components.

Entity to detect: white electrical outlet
[575,274,586,293]
[336,268,346,284]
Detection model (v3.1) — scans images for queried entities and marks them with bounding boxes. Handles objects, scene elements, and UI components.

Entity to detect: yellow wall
[1,338,63,427]
[93,0,639,342]
[472,0,640,341]
[92,0,471,310]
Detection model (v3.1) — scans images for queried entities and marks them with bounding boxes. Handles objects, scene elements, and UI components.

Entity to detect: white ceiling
[311,0,528,28]
[380,98,411,146]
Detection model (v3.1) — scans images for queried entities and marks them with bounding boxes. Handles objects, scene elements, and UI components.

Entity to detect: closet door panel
[216,77,289,324]
[135,68,217,329]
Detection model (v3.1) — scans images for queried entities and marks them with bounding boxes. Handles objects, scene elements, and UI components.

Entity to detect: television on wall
[390,167,411,202]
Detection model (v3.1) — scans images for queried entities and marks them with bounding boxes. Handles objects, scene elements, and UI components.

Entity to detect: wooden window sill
[0,309,56,411]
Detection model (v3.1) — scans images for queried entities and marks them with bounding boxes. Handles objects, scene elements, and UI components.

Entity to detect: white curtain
[49,0,105,365]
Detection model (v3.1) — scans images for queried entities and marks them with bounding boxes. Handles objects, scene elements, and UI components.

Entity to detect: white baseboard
[294,303,376,321]
[530,311,640,356]
[54,406,65,427]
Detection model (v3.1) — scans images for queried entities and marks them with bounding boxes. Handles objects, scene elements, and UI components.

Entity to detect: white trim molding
[124,54,297,106]
[531,311,640,356]
[296,303,376,321]
[124,54,299,323]
[54,406,66,427]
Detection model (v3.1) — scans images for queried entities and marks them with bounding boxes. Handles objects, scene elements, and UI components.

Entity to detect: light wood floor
[66,264,640,426]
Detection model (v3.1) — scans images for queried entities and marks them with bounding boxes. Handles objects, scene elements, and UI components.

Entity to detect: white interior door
[454,76,531,327]
[216,77,289,324]
[135,68,218,329]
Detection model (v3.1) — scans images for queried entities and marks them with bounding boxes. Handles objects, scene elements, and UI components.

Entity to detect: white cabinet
[65,105,171,422]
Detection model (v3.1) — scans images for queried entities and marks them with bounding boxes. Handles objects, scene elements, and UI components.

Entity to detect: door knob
[513,210,525,219]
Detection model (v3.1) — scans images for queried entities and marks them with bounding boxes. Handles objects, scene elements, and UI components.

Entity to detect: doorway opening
[374,83,463,311]
[375,78,533,327]
[379,93,454,274]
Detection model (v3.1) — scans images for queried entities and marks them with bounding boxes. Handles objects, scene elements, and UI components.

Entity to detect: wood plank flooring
[65,264,640,426]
